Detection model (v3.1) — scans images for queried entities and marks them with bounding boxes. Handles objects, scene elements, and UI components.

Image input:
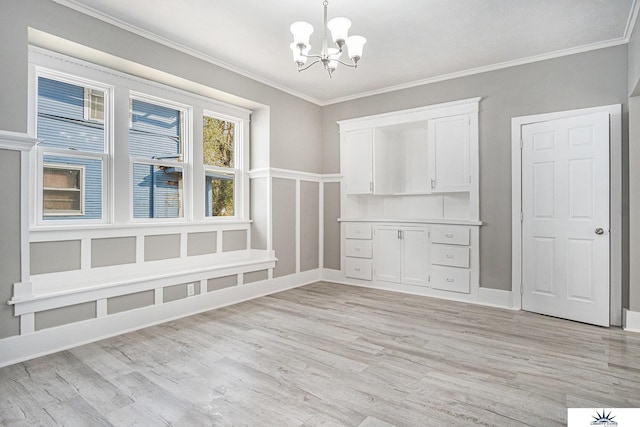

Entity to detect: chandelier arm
[302,53,324,60]
[335,58,357,68]
[297,59,322,72]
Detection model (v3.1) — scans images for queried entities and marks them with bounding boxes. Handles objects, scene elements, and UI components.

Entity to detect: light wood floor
[1,282,639,426]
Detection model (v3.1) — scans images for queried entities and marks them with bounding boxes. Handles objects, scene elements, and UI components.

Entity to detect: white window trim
[129,92,192,223]
[32,67,113,227]
[42,163,85,216]
[28,46,251,233]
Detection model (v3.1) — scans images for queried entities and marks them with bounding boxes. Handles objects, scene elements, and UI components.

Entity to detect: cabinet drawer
[431,244,470,268]
[431,265,470,293]
[346,239,373,258]
[345,257,372,280]
[431,226,470,245]
[345,223,372,240]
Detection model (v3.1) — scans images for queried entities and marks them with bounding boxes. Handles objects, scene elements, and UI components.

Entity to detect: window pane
[42,156,103,219]
[133,163,183,219]
[37,77,105,153]
[203,116,234,168]
[130,99,182,160]
[205,172,234,217]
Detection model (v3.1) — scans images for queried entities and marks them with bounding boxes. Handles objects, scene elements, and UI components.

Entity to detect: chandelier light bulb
[346,35,367,63]
[290,42,311,65]
[290,21,314,48]
[327,17,351,47]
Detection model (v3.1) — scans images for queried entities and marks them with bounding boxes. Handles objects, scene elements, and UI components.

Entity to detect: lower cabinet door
[401,227,429,286]
[373,226,402,283]
[431,265,470,293]
[345,257,373,280]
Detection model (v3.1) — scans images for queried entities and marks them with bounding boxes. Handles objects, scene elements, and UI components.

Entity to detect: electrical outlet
[187,283,195,297]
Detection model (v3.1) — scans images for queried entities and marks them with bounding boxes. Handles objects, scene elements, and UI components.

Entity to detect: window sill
[30,219,252,241]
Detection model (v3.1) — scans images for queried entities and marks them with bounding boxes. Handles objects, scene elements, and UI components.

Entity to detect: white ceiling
[55,0,637,105]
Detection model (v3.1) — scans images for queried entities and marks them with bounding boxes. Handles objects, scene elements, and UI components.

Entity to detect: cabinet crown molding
[337,97,481,132]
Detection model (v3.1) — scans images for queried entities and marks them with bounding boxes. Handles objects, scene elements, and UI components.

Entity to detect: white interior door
[521,112,610,326]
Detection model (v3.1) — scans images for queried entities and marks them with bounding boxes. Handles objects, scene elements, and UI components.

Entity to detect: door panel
[401,227,429,286]
[522,112,609,327]
[373,226,401,283]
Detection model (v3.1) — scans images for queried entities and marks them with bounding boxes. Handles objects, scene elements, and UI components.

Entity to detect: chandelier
[289,0,367,77]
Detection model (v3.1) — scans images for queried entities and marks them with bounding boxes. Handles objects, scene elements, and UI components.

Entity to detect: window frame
[28,47,251,231]
[33,67,112,226]
[202,111,241,219]
[129,92,191,223]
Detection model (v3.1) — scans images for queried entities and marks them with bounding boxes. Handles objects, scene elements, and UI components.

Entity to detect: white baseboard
[0,269,320,368]
[324,276,514,310]
[477,287,515,310]
[321,268,343,282]
[623,309,640,333]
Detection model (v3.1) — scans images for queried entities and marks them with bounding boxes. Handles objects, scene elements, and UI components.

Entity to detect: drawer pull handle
[355,248,361,251]
[355,267,361,271]
[446,254,454,259]
[446,233,454,238]
[446,278,454,282]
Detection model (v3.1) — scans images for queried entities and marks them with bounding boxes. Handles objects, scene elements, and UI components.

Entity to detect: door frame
[511,104,622,326]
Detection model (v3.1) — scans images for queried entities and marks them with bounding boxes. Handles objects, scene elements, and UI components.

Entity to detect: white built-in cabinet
[339,97,482,302]
[373,225,429,286]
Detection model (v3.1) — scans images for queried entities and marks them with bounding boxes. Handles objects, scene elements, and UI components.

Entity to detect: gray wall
[323,182,341,270]
[0,150,22,339]
[322,46,629,291]
[300,181,319,271]
[272,178,296,277]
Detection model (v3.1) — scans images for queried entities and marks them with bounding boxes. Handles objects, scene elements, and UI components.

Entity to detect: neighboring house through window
[130,97,186,219]
[36,74,108,222]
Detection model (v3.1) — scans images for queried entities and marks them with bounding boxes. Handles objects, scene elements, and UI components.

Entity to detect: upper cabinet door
[428,114,471,193]
[343,129,374,194]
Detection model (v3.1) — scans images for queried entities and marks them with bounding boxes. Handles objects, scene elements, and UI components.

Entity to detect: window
[84,88,105,123]
[36,73,109,223]
[203,115,236,217]
[42,164,84,216]
[130,97,186,219]
[31,49,250,228]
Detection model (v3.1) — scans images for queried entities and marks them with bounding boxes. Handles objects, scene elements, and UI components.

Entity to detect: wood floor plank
[1,282,639,426]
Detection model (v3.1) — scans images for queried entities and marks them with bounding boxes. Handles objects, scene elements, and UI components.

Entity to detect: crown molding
[52,0,635,108]
[320,38,629,106]
[623,0,640,42]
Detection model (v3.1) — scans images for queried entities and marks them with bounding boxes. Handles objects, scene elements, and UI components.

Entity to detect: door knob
[595,228,604,235]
